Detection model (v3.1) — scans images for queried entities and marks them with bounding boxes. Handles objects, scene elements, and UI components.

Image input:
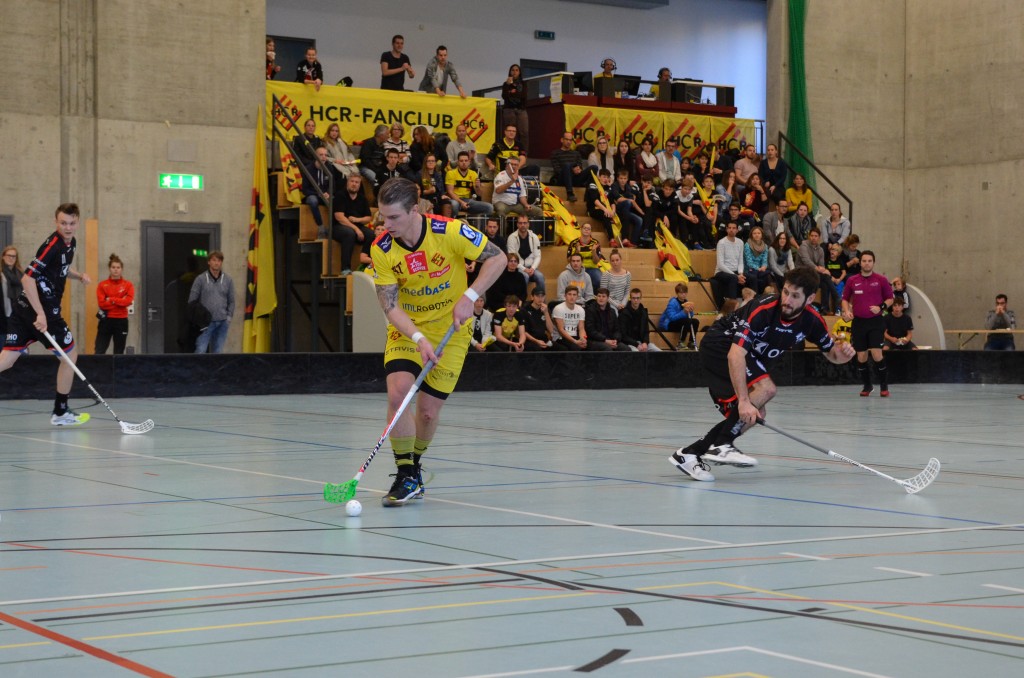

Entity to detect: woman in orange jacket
[95,253,134,354]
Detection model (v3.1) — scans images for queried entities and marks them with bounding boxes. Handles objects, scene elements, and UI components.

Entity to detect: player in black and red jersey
[670,267,856,481]
[0,203,93,426]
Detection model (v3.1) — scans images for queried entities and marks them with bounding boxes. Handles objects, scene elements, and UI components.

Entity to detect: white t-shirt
[552,302,585,339]
[493,171,527,206]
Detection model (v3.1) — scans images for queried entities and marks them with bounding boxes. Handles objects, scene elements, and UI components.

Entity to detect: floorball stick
[43,330,155,435]
[757,418,940,494]
[324,324,457,504]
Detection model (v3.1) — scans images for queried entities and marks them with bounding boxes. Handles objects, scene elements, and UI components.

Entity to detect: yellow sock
[413,437,431,464]
[391,436,415,467]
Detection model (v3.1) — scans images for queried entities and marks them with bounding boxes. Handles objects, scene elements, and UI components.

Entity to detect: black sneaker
[412,460,426,498]
[381,466,423,507]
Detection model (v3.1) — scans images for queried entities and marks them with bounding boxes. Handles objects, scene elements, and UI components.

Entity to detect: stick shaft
[758,418,902,484]
[43,330,123,423]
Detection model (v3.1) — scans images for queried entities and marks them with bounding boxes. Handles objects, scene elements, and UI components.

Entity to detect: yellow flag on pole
[243,108,277,353]
[589,170,622,244]
[542,186,580,246]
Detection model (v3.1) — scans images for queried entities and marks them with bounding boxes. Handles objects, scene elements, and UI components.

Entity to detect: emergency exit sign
[159,173,204,190]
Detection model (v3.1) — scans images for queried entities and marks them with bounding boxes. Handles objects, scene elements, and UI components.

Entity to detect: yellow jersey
[444,168,478,200]
[371,215,487,324]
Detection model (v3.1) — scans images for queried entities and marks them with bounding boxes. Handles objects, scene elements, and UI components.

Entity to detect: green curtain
[786,0,815,190]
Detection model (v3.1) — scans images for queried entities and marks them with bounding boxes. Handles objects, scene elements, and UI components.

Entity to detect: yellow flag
[542,186,579,246]
[244,108,278,353]
[589,171,622,244]
[655,220,690,281]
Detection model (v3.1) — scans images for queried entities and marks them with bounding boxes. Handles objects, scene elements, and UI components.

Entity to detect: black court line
[575,648,631,672]
[613,607,643,626]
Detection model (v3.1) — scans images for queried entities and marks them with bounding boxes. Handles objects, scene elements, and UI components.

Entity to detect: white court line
[781,551,832,561]
[984,584,1024,594]
[874,566,933,577]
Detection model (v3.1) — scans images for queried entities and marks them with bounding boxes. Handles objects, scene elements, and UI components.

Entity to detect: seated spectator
[613,139,636,182]
[359,124,389,184]
[691,152,713,186]
[767,231,796,289]
[359,222,388,270]
[493,155,543,221]
[649,67,672,99]
[842,234,862,277]
[486,123,523,177]
[445,151,492,220]
[293,118,323,167]
[506,215,545,293]
[824,242,848,313]
[657,138,682,184]
[407,125,435,177]
[302,146,333,238]
[550,132,587,197]
[380,34,415,91]
[714,222,746,302]
[891,276,911,312]
[331,173,374,275]
[761,199,790,239]
[383,123,411,171]
[419,45,467,98]
[417,153,448,216]
[658,282,701,349]
[556,253,595,303]
[482,217,507,252]
[883,297,916,350]
[491,295,528,352]
[634,136,659,181]
[619,288,660,352]
[523,288,555,350]
[468,296,496,351]
[446,124,478,171]
[757,143,788,204]
[566,223,604,292]
[785,202,815,245]
[609,170,644,247]
[486,253,528,311]
[649,178,682,240]
[722,202,757,242]
[552,287,588,351]
[585,288,630,351]
[322,123,358,177]
[785,173,812,214]
[585,169,617,235]
[694,175,720,244]
[295,46,323,90]
[795,228,834,308]
[374,149,405,198]
[743,226,771,294]
[733,144,759,189]
[822,202,851,249]
[715,169,739,216]
[635,176,659,247]
[984,294,1016,351]
[742,173,769,219]
[587,136,615,174]
[600,249,631,312]
[679,157,693,181]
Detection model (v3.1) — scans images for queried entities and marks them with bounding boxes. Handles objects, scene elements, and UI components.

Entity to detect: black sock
[875,358,888,389]
[685,417,732,456]
[858,362,871,389]
[54,392,69,416]
[712,409,744,447]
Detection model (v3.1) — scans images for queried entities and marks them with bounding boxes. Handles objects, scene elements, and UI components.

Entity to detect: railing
[777,130,852,226]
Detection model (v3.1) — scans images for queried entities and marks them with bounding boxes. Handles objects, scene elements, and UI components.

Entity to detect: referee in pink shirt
[841,251,894,396]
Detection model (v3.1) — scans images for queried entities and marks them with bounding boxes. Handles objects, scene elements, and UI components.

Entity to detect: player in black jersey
[0,203,93,426]
[670,267,856,481]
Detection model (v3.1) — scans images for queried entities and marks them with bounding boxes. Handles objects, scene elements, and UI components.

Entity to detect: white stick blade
[903,458,941,494]
[120,419,156,435]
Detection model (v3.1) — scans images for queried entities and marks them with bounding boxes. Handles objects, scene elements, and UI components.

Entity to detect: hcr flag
[244,108,278,353]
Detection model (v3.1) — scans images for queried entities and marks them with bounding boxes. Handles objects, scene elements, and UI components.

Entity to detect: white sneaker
[50,411,90,427]
[669,449,715,481]
[704,444,758,467]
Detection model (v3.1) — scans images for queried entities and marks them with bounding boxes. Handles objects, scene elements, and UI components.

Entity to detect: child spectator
[884,297,916,350]
[658,282,700,350]
[825,242,848,314]
[492,295,527,352]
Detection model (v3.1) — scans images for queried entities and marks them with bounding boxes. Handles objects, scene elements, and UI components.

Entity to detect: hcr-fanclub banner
[266,81,497,149]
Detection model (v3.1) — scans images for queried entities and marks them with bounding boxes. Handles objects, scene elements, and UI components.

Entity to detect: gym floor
[0,384,1021,677]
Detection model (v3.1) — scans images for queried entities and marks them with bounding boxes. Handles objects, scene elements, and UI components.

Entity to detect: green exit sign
[534,30,555,41]
[159,173,204,190]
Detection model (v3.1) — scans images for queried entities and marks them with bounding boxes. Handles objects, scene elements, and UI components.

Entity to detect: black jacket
[618,302,650,347]
[584,299,621,343]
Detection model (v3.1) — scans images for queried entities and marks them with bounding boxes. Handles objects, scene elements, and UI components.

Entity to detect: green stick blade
[324,480,358,504]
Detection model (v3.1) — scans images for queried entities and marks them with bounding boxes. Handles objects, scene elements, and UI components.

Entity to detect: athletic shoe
[880,389,890,397]
[50,410,90,427]
[412,460,426,497]
[704,444,758,467]
[381,466,424,507]
[669,449,715,481]
[859,387,873,397]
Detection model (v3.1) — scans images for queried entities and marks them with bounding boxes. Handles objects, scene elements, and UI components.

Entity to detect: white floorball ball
[345,500,362,517]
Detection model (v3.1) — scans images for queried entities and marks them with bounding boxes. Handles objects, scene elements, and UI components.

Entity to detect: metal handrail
[270,94,337,275]
[777,130,853,227]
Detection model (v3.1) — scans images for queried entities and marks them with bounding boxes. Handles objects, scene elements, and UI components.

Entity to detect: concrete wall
[0,0,264,353]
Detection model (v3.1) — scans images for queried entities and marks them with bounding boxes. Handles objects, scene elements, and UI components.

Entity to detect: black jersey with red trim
[701,294,834,367]
[19,232,76,315]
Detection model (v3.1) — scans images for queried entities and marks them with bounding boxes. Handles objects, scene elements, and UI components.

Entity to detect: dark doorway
[0,215,12,251]
[141,221,220,354]
[268,35,315,84]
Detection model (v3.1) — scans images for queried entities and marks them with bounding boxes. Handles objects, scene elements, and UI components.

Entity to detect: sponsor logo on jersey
[377,233,393,252]
[460,223,483,247]
[429,264,451,279]
[430,218,449,234]
[405,251,428,274]
[404,281,451,297]
[391,262,404,276]
[431,252,446,267]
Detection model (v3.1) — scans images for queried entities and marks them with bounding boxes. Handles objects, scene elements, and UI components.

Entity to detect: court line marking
[984,584,1024,594]
[874,567,933,577]
[1,522,1022,608]
[780,552,831,561]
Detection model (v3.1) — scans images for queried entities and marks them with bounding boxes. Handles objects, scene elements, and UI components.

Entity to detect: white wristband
[411,332,425,344]
[463,288,480,303]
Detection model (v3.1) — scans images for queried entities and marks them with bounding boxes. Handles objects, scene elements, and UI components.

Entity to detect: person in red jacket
[95,253,134,354]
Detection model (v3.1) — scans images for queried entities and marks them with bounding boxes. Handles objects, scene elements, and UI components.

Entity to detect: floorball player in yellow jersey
[371,178,506,506]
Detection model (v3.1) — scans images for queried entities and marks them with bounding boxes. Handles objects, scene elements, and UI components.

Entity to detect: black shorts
[3,310,75,353]
[851,316,885,352]
[701,347,771,417]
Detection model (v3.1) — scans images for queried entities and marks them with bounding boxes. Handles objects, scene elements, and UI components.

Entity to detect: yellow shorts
[383,319,472,399]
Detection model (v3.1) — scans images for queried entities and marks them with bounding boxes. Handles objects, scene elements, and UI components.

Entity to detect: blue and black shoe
[381,466,424,507]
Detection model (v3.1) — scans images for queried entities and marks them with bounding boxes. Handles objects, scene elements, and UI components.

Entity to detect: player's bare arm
[727,343,759,425]
[453,241,506,328]
[826,340,856,364]
[376,282,439,363]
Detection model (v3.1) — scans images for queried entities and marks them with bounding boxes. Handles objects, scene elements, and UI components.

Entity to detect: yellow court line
[0,641,52,650]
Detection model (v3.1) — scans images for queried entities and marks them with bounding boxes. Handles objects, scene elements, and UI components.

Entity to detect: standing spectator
[984,294,1016,350]
[506,215,544,293]
[613,139,636,182]
[785,173,812,214]
[0,203,93,425]
[841,251,894,396]
[600,249,631,312]
[1,246,22,340]
[656,138,682,184]
[445,151,492,221]
[634,136,659,181]
[468,296,495,352]
[492,295,528,352]
[795,228,833,306]
[822,202,851,249]
[619,288,660,352]
[566,223,604,292]
[331,173,374,276]
[714,222,746,303]
[322,123,358,177]
[189,251,235,354]
[485,253,528,312]
[767,231,796,289]
[743,226,770,295]
[266,38,281,80]
[359,124,389,184]
[884,297,916,350]
[609,169,644,247]
[555,253,595,303]
[95,253,134,355]
[417,153,447,216]
[658,282,701,350]
[295,46,323,90]
[419,45,466,98]
[303,146,333,239]
[757,143,788,205]
[733,144,759,189]
[587,136,615,174]
[293,118,322,167]
[446,124,478,172]
[785,202,816,245]
[523,288,555,350]
[824,243,848,313]
[550,132,587,197]
[492,155,543,221]
[552,287,588,350]
[407,125,435,178]
[890,276,911,312]
[501,64,529,151]
[380,35,415,91]
[584,288,629,351]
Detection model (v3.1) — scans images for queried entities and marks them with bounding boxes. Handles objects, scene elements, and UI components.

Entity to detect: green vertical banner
[786,0,815,190]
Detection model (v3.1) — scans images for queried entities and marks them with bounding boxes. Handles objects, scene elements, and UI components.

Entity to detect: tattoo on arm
[377,283,399,314]
[476,240,504,262]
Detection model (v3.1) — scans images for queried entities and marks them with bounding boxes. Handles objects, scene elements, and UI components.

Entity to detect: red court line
[0,610,173,678]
